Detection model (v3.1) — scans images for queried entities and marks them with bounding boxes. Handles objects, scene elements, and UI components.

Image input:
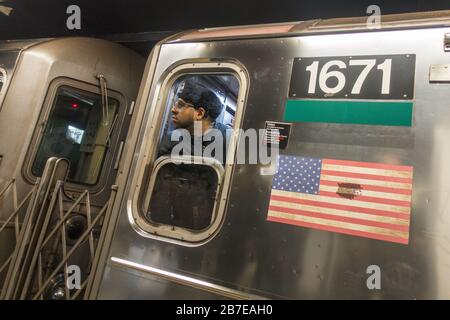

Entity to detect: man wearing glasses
[158,81,228,165]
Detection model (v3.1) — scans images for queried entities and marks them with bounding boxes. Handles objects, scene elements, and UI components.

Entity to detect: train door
[0,38,144,299]
[90,57,259,299]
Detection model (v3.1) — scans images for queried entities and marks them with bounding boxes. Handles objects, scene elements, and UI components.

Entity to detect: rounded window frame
[128,60,249,245]
[0,67,8,109]
[23,77,127,194]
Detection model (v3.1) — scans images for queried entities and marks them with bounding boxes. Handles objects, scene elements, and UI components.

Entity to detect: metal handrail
[18,182,112,300]
[2,157,115,300]
[31,198,107,299]
[0,178,38,297]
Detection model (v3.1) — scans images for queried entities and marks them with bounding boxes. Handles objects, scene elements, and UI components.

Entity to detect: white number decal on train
[305,58,392,95]
[377,58,392,94]
[349,59,376,94]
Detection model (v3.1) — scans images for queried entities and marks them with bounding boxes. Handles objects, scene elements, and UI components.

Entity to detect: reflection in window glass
[0,69,5,93]
[148,162,219,230]
[32,86,119,185]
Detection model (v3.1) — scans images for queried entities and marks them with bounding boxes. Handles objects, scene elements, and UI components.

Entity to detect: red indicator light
[71,103,79,108]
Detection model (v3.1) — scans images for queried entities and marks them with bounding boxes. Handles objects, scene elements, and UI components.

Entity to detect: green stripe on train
[284,100,413,126]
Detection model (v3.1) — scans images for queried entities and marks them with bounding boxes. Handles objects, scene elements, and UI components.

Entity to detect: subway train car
[0,38,144,299]
[83,10,450,300]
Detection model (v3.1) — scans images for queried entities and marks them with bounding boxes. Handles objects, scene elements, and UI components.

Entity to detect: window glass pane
[157,74,239,165]
[146,73,240,233]
[148,162,219,230]
[32,86,119,185]
[0,70,5,93]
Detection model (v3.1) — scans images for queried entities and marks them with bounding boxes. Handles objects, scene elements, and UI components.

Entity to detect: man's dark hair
[178,81,223,120]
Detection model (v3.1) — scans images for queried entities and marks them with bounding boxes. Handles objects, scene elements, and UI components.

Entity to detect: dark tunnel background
[0,0,449,55]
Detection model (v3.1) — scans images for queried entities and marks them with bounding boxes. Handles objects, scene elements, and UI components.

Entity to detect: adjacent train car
[0,38,144,299]
[87,11,450,299]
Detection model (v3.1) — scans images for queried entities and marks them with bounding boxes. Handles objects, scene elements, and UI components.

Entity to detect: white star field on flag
[272,155,322,194]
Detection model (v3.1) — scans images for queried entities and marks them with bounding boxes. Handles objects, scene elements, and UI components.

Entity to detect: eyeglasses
[173,99,195,110]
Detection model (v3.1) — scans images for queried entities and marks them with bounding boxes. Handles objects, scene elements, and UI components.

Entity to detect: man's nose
[171,105,178,114]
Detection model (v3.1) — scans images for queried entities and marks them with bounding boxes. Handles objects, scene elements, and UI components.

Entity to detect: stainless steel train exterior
[86,11,450,300]
[0,38,144,299]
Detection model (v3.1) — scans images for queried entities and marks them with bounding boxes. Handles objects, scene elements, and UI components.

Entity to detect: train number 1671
[305,59,391,95]
[288,54,415,100]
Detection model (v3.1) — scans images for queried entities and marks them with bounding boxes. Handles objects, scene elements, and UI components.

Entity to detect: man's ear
[195,107,206,120]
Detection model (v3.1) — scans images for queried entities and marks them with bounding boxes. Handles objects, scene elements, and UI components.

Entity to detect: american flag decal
[268,155,413,244]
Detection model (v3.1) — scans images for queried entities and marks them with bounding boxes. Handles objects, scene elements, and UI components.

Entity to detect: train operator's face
[171,98,197,129]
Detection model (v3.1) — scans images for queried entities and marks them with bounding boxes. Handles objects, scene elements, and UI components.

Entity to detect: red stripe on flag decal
[270,194,410,219]
[269,205,410,232]
[318,190,411,207]
[322,159,413,172]
[267,216,409,244]
[319,180,412,195]
[321,170,413,184]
